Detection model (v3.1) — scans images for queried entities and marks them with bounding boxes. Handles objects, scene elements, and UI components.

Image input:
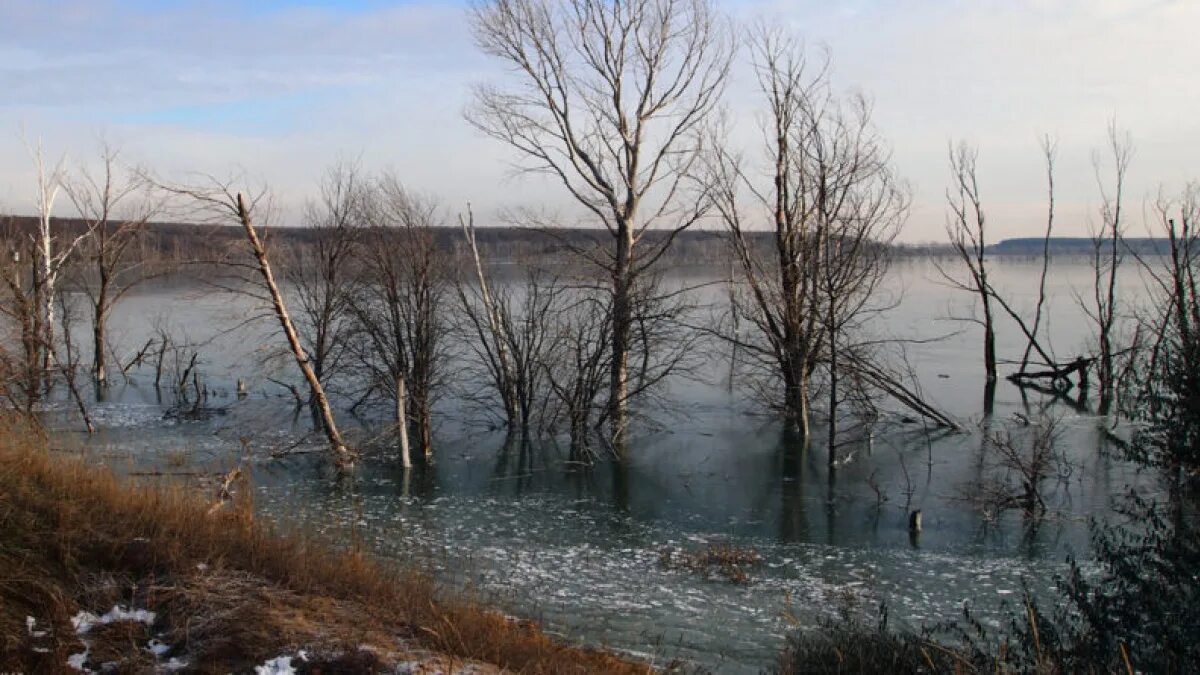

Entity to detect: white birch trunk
[397,375,411,469]
[236,193,354,467]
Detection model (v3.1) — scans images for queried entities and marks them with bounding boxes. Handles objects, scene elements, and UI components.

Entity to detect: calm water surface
[46,259,1157,672]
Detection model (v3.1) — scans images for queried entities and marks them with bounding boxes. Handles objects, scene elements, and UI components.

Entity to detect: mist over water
[46,258,1156,672]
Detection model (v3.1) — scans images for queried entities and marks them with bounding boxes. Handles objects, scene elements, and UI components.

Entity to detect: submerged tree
[0,217,48,413]
[349,177,449,466]
[543,281,612,459]
[939,139,1065,407]
[456,208,559,439]
[468,0,733,451]
[1086,124,1133,415]
[61,143,157,386]
[942,142,997,382]
[26,140,91,383]
[161,179,354,467]
[1131,183,1200,472]
[711,29,912,447]
[281,162,363,426]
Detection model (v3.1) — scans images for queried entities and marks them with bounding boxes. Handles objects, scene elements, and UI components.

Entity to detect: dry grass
[0,416,651,673]
[659,542,764,584]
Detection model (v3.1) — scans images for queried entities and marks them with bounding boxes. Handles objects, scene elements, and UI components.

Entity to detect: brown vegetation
[658,542,763,585]
[0,417,651,673]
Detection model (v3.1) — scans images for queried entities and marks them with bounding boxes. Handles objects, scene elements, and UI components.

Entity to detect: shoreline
[0,419,654,674]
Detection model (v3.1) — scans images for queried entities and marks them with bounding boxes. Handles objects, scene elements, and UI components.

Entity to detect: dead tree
[468,0,733,451]
[938,140,1069,398]
[1129,184,1200,470]
[281,162,363,426]
[456,209,560,438]
[1019,137,1059,375]
[0,218,48,414]
[160,179,354,466]
[26,140,89,382]
[54,292,96,433]
[941,142,997,382]
[1086,123,1133,415]
[237,193,352,465]
[349,177,449,465]
[543,285,612,460]
[61,143,157,386]
[711,30,920,453]
[457,206,520,429]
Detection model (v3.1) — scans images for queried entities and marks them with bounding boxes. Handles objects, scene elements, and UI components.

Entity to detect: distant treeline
[2,216,958,265]
[989,236,1170,256]
[14,215,1156,265]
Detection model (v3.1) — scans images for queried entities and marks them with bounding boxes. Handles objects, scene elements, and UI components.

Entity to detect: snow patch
[26,615,48,638]
[66,650,89,671]
[71,605,157,634]
[66,605,159,673]
[255,650,309,675]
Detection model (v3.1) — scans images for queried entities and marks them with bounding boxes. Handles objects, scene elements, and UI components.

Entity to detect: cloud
[0,0,1195,241]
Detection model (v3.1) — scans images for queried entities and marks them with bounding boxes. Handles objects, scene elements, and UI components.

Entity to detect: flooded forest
[2,1,1199,673]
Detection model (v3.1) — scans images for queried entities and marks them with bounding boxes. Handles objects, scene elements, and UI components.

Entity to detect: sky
[0,0,1195,242]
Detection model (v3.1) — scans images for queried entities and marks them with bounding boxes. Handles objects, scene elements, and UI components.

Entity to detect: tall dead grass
[0,416,651,673]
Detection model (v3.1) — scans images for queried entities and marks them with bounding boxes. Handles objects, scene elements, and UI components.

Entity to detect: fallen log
[1007,356,1093,389]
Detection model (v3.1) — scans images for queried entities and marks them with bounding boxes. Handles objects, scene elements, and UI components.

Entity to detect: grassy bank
[0,420,650,674]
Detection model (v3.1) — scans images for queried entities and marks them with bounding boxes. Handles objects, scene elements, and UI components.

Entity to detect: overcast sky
[0,0,1194,241]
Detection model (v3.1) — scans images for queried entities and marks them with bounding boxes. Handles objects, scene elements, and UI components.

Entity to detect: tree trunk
[39,208,55,379]
[417,398,433,460]
[93,297,107,385]
[236,193,354,467]
[827,333,838,467]
[396,375,411,469]
[462,213,520,428]
[609,224,634,453]
[982,296,997,381]
[783,358,811,439]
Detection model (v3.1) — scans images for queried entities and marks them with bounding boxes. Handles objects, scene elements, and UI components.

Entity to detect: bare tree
[468,0,733,450]
[456,209,560,438]
[61,144,157,386]
[938,139,1068,403]
[54,291,96,433]
[1018,136,1059,376]
[941,142,997,382]
[1086,123,1133,415]
[349,177,449,465]
[158,179,354,466]
[710,30,912,451]
[0,218,47,414]
[281,162,363,426]
[961,414,1072,517]
[543,283,612,459]
[26,140,89,381]
[1128,183,1200,471]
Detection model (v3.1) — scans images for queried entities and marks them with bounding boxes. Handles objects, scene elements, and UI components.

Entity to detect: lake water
[43,258,1159,673]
